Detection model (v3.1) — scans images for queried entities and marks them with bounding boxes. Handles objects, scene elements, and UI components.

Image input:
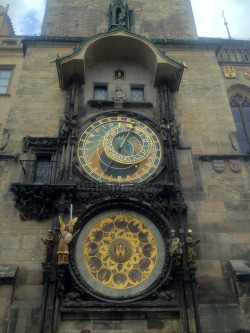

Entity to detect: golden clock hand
[118,125,136,152]
[103,159,114,173]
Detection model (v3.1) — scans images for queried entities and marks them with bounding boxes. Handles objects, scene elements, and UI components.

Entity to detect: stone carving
[186,229,200,264]
[159,119,170,141]
[0,129,10,150]
[60,113,79,140]
[41,230,54,265]
[112,86,127,102]
[167,229,183,266]
[212,160,225,172]
[57,216,78,265]
[169,120,180,144]
[22,136,59,152]
[229,134,239,152]
[64,291,81,302]
[11,185,61,220]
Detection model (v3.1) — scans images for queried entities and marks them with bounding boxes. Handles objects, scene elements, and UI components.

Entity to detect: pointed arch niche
[228,85,250,153]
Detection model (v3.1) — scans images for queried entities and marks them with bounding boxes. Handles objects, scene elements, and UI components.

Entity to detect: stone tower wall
[42,0,197,39]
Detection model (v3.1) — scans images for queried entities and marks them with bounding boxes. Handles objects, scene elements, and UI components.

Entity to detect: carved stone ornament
[212,160,225,172]
[229,134,239,152]
[229,159,241,172]
[0,129,9,151]
[22,136,59,152]
[111,86,127,102]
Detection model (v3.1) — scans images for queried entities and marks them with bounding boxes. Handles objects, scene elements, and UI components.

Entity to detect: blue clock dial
[77,116,162,183]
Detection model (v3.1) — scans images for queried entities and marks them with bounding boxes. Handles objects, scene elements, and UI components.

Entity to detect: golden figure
[117,71,123,80]
[57,216,78,265]
[167,229,184,266]
[186,229,200,264]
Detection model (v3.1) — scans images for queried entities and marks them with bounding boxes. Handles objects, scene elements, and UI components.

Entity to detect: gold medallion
[83,214,158,289]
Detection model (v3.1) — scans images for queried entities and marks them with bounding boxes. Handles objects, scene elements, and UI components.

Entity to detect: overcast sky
[1,0,250,39]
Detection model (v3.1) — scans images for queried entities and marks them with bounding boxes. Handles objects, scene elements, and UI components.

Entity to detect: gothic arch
[227,84,250,153]
[227,84,250,101]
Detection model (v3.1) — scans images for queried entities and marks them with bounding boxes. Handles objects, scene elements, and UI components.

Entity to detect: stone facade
[0,1,250,333]
[42,0,197,40]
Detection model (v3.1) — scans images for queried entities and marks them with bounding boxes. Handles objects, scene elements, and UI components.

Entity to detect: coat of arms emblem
[244,72,250,80]
[212,160,225,172]
[222,66,237,78]
[229,159,241,172]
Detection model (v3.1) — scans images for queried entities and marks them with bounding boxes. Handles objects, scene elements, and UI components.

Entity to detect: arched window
[230,93,250,153]
[116,8,121,24]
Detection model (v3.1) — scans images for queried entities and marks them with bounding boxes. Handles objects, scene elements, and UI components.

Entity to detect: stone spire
[108,0,130,31]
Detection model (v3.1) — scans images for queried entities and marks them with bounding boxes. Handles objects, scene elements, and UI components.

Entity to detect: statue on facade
[118,12,126,26]
[185,229,200,264]
[57,216,78,265]
[61,113,79,139]
[159,119,170,141]
[112,86,127,102]
[167,229,183,266]
[169,120,180,143]
[41,230,54,265]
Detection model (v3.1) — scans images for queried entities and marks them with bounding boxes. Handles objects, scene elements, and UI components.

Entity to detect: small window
[131,86,144,101]
[0,69,12,94]
[94,85,108,100]
[33,155,52,183]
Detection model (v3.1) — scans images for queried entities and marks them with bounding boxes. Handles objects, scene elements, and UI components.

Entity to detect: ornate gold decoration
[244,72,250,80]
[222,66,237,78]
[57,216,78,264]
[77,116,162,183]
[109,238,133,263]
[83,214,158,289]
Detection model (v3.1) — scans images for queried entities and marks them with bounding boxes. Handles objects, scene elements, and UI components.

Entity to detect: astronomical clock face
[77,116,162,183]
[73,209,169,302]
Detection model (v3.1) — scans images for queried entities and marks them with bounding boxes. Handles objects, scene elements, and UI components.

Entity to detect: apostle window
[93,84,108,100]
[0,69,12,94]
[131,86,144,101]
[230,93,250,153]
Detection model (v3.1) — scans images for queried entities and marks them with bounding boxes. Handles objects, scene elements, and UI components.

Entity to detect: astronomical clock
[77,115,162,184]
[68,111,173,302]
[69,204,171,302]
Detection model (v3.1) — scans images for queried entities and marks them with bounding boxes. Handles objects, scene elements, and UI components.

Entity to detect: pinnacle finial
[222,10,232,39]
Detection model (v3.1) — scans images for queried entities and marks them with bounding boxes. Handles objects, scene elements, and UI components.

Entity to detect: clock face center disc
[112,137,134,157]
[108,238,133,263]
[103,126,151,165]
